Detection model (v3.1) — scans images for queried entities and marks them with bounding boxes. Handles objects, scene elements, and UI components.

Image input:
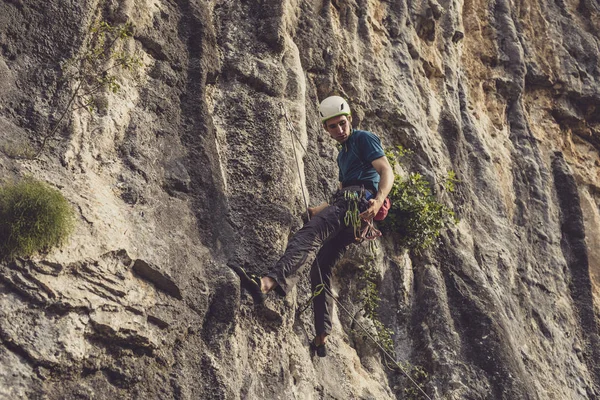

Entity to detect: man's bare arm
[359,156,394,220]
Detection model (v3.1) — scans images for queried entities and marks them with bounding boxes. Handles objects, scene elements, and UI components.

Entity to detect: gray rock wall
[1,0,599,398]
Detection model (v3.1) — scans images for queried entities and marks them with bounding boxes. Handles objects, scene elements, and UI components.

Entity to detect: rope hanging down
[279,102,433,400]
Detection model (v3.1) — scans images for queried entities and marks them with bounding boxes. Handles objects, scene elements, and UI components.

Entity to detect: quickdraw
[343,189,383,242]
[343,190,362,240]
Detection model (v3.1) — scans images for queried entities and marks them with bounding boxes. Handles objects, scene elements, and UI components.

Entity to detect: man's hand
[360,198,383,221]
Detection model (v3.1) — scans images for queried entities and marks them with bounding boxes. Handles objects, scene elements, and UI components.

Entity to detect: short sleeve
[358,131,385,163]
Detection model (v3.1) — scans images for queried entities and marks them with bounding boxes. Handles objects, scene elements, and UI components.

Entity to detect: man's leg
[265,203,346,295]
[233,190,365,306]
[309,228,356,346]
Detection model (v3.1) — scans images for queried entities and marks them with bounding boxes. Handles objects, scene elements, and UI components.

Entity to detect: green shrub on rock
[0,178,74,259]
[383,147,458,250]
[384,172,457,250]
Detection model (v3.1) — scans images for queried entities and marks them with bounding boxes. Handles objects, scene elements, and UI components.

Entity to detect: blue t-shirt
[337,129,385,191]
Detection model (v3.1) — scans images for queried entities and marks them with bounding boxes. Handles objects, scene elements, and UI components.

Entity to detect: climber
[231,96,394,357]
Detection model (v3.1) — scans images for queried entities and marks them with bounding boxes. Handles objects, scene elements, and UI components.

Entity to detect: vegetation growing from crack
[3,19,141,159]
[354,145,449,397]
[357,255,430,399]
[400,362,430,400]
[383,146,458,250]
[0,178,74,260]
[358,255,395,354]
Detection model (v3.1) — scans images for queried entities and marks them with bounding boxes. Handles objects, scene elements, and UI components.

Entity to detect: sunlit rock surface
[1,0,599,398]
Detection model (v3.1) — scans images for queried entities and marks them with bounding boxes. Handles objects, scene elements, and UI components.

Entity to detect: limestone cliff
[1,0,600,399]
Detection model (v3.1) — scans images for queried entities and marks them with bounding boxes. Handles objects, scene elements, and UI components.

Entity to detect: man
[232,96,394,357]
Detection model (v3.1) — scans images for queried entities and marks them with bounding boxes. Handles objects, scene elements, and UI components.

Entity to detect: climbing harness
[280,103,433,400]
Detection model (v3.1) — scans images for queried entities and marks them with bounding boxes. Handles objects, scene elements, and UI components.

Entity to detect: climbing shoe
[310,339,327,358]
[230,264,265,305]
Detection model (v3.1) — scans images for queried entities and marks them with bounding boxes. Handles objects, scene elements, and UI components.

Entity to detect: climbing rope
[279,103,332,201]
[280,102,327,288]
[280,103,433,400]
[296,283,325,315]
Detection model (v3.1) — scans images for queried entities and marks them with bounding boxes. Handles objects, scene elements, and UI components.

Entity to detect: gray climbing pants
[267,186,369,335]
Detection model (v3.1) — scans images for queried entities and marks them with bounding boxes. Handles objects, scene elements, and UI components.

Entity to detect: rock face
[1,0,600,399]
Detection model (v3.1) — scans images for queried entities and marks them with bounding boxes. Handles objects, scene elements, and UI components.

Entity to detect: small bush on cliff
[0,178,74,259]
[383,147,458,250]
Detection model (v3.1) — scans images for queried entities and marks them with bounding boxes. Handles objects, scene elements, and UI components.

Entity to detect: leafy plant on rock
[0,178,74,259]
[353,145,451,399]
[401,362,430,400]
[383,146,458,250]
[358,256,395,356]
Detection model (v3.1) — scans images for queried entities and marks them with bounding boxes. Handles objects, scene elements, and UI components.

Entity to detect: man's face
[324,115,352,144]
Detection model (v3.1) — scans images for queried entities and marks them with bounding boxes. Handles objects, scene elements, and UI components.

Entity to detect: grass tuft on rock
[0,178,74,259]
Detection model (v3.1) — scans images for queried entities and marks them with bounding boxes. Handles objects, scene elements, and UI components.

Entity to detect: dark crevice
[175,0,235,260]
[443,268,533,399]
[552,152,600,390]
[101,367,137,389]
[0,266,50,306]
[43,302,91,318]
[132,259,182,300]
[147,315,169,329]
[550,95,600,153]
[85,331,155,358]
[531,308,553,339]
[0,327,40,369]
[0,325,67,377]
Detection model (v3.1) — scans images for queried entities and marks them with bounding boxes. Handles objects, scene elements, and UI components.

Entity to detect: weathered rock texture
[1,0,600,399]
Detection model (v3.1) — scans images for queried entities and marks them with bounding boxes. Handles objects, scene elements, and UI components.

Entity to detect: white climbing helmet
[318,96,351,122]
